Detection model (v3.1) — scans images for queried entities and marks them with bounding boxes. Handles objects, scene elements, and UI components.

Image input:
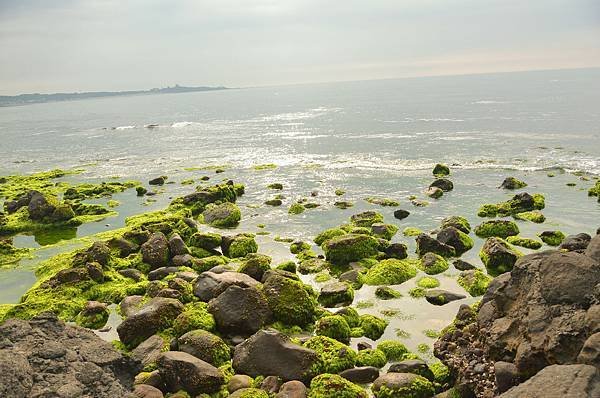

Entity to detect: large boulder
[156,351,224,395]
[232,329,319,381]
[322,234,380,264]
[263,274,316,326]
[372,372,434,398]
[141,232,170,269]
[415,234,456,258]
[0,313,138,398]
[178,330,231,367]
[202,202,241,228]
[437,226,473,255]
[28,191,56,220]
[208,285,272,336]
[117,297,184,347]
[479,237,522,276]
[193,271,259,301]
[498,364,600,398]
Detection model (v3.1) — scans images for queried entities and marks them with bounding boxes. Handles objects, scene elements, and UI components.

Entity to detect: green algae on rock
[506,235,543,250]
[417,253,449,275]
[474,220,519,239]
[314,228,347,246]
[441,216,471,233]
[403,227,423,237]
[315,315,351,343]
[263,274,317,327]
[308,373,367,398]
[499,176,527,189]
[457,269,492,296]
[376,340,409,361]
[350,210,384,227]
[322,234,380,265]
[538,230,566,246]
[364,258,418,285]
[288,202,305,215]
[356,348,387,368]
[479,237,523,276]
[359,314,389,340]
[0,238,32,265]
[432,163,450,177]
[416,276,440,289]
[304,336,357,374]
[477,192,545,218]
[513,210,546,223]
[201,202,241,228]
[365,197,400,207]
[375,286,402,300]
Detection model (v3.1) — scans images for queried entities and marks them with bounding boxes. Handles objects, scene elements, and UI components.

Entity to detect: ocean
[1,67,599,348]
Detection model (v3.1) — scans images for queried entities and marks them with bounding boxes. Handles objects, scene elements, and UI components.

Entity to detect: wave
[472,100,509,104]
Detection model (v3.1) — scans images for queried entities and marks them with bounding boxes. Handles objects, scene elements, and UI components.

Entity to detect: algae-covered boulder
[141,232,170,269]
[202,202,241,228]
[477,192,545,217]
[221,234,258,258]
[178,329,231,367]
[208,285,271,336]
[75,300,109,329]
[506,236,542,250]
[315,315,352,343]
[172,301,216,337]
[189,232,222,250]
[359,314,388,340]
[499,177,527,190]
[513,210,546,223]
[117,297,184,347]
[418,253,449,275]
[304,336,357,374]
[364,259,417,285]
[457,269,492,296]
[384,243,408,260]
[538,230,566,246]
[314,228,347,246]
[308,374,367,398]
[480,237,522,276]
[193,271,259,301]
[356,349,387,368]
[238,253,272,281]
[318,282,354,307]
[433,163,450,177]
[475,220,519,239]
[156,351,224,395]
[425,187,443,199]
[350,211,384,227]
[415,234,456,258]
[441,216,471,233]
[233,329,319,381]
[323,234,380,265]
[263,274,316,326]
[436,226,473,255]
[372,372,435,398]
[429,178,453,192]
[371,223,399,241]
[375,286,402,299]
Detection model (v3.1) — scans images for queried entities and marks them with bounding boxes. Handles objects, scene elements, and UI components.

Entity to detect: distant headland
[0,84,229,107]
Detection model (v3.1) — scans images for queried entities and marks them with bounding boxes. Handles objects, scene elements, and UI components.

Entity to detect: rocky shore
[0,165,599,397]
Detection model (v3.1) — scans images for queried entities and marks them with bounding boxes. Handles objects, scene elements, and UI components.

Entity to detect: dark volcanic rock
[393,209,410,220]
[141,232,170,269]
[339,366,380,384]
[425,289,466,306]
[415,233,456,258]
[232,329,319,381]
[0,313,138,398]
[193,271,259,301]
[453,259,476,271]
[156,351,224,395]
[498,364,600,398]
[208,285,272,336]
[559,233,592,252]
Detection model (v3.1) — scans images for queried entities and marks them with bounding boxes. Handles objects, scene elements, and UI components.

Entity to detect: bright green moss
[315,272,332,283]
[356,348,387,368]
[364,258,418,285]
[229,388,269,398]
[538,230,566,246]
[513,210,546,223]
[350,211,384,227]
[506,236,542,249]
[377,340,409,361]
[201,202,241,228]
[474,220,519,238]
[227,234,258,258]
[589,181,600,197]
[0,240,32,265]
[290,240,311,254]
[238,253,271,278]
[360,314,388,340]
[315,315,351,343]
[429,361,451,386]
[252,163,277,170]
[365,197,400,207]
[76,307,109,329]
[409,287,425,298]
[375,286,402,300]
[322,234,380,265]
[480,237,523,277]
[423,329,440,338]
[334,201,354,209]
[500,177,527,189]
[314,228,347,246]
[417,343,430,353]
[416,276,440,289]
[63,181,138,200]
[288,202,305,215]
[417,254,449,275]
[477,193,545,218]
[276,260,297,273]
[308,374,367,398]
[189,232,222,250]
[441,216,471,233]
[457,270,492,297]
[173,302,216,337]
[304,336,357,375]
[335,189,346,196]
[178,330,231,367]
[263,275,317,326]
[403,227,423,237]
[267,183,284,190]
[373,374,435,398]
[336,307,360,328]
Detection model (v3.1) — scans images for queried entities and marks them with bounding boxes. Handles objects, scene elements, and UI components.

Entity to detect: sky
[0,0,599,95]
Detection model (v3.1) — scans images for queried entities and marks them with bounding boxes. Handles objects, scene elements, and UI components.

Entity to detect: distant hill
[0,84,229,107]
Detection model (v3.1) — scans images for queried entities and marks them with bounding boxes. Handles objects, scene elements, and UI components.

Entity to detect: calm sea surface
[1,68,599,348]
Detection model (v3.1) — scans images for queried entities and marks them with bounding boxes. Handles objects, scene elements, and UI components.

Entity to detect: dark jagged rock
[232,329,319,381]
[393,209,410,220]
[208,285,271,336]
[437,226,473,255]
[141,232,170,269]
[559,233,591,252]
[430,178,454,192]
[453,259,476,271]
[499,177,527,190]
[425,290,466,306]
[193,271,259,301]
[0,313,138,398]
[148,266,180,281]
[384,242,408,259]
[415,233,456,258]
[156,351,224,395]
[388,359,435,381]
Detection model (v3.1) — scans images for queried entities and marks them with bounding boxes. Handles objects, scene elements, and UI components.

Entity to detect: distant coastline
[0,84,229,107]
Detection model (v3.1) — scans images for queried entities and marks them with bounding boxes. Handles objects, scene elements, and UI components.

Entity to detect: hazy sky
[1,0,599,94]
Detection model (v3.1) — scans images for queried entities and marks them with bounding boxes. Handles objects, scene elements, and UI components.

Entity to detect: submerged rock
[499,177,527,190]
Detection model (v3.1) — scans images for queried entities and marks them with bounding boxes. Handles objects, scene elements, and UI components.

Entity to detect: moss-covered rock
[308,374,367,398]
[304,336,357,374]
[377,341,409,361]
[263,274,317,327]
[189,232,222,250]
[356,348,387,368]
[267,183,284,190]
[323,234,380,265]
[499,177,527,190]
[222,234,258,258]
[298,258,329,274]
[480,237,522,276]
[364,259,418,285]
[75,301,109,329]
[477,192,545,217]
[457,269,492,296]
[432,164,450,177]
[371,223,399,241]
[417,253,449,275]
[513,210,546,223]
[403,227,423,237]
[315,315,351,343]
[474,220,519,239]
[375,286,402,300]
[372,372,435,398]
[276,261,297,273]
[350,211,384,227]
[288,203,305,215]
[173,302,216,337]
[178,329,231,367]
[436,227,473,255]
[441,216,471,233]
[238,253,272,281]
[415,234,456,258]
[314,228,347,246]
[359,314,388,340]
[506,236,542,249]
[416,276,440,289]
[202,202,241,228]
[538,230,566,246]
[365,197,400,207]
[318,282,354,308]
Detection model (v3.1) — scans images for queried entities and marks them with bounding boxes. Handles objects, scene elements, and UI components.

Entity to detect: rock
[538,230,566,246]
[350,210,384,227]
[193,271,259,301]
[453,259,476,271]
[119,268,144,282]
[132,384,164,398]
[76,300,109,329]
[430,178,453,192]
[178,329,230,367]
[168,233,189,256]
[232,329,319,381]
[393,209,410,220]
[263,274,316,326]
[322,234,380,264]
[425,186,444,199]
[28,191,56,220]
[108,237,139,257]
[202,202,241,228]
[415,233,456,258]
[308,373,367,397]
[480,237,521,276]
[498,364,600,398]
[141,232,170,269]
[437,226,473,255]
[560,233,592,252]
[425,290,466,305]
[261,375,283,394]
[433,163,450,176]
[499,177,527,190]
[441,216,471,233]
[156,351,224,395]
[372,372,435,397]
[117,297,184,347]
[577,332,600,367]
[318,282,354,307]
[238,253,272,281]
[475,220,520,239]
[494,361,520,393]
[228,374,253,393]
[73,241,112,266]
[340,366,380,383]
[388,359,435,381]
[0,313,137,398]
[148,176,166,185]
[131,335,165,367]
[384,242,408,259]
[276,380,308,398]
[221,234,258,258]
[585,234,600,262]
[208,285,272,336]
[120,295,145,317]
[420,252,449,275]
[148,266,180,281]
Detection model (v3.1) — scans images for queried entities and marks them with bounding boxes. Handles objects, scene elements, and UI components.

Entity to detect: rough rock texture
[232,329,319,381]
[498,364,600,398]
[156,351,224,395]
[193,271,259,301]
[208,285,272,336]
[0,313,138,398]
[435,237,600,398]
